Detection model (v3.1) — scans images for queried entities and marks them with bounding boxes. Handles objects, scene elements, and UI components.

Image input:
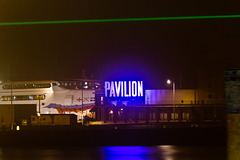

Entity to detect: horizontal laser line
[0,15,240,26]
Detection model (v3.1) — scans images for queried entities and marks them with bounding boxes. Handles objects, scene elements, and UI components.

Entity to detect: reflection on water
[0,145,226,160]
[100,146,226,160]
[100,146,176,160]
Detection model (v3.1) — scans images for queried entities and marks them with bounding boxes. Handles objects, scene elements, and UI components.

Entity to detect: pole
[38,95,41,115]
[82,85,84,125]
[11,83,14,130]
[39,95,41,116]
[173,82,175,121]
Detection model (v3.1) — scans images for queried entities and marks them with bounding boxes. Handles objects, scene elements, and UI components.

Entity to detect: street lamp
[82,83,84,125]
[10,83,14,130]
[167,79,176,121]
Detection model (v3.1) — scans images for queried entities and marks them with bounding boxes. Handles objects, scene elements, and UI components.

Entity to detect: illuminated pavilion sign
[105,81,143,98]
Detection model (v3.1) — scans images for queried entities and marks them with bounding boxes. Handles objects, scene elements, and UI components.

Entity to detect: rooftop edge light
[0,15,240,26]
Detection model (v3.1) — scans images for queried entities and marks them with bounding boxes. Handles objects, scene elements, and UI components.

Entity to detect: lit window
[2,83,51,89]
[0,95,46,101]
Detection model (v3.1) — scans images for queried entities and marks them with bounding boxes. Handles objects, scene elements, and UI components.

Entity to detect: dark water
[0,145,226,160]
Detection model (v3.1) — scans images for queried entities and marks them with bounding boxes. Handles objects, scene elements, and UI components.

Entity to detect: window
[3,83,51,89]
[1,95,46,101]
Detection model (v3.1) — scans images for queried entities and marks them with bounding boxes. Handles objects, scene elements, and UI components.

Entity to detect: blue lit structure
[91,79,226,124]
[103,81,144,106]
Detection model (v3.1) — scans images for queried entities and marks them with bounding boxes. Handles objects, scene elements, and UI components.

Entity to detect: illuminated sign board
[105,81,143,97]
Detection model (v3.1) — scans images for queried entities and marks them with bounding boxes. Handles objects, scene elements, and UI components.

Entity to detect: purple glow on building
[105,81,143,98]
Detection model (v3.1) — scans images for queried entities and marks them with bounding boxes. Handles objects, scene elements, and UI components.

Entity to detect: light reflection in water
[100,145,176,160]
[0,145,225,160]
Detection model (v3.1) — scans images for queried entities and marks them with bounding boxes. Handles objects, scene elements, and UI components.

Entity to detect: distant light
[84,86,88,89]
[84,82,88,85]
[110,110,113,114]
[16,126,20,130]
[37,113,40,116]
[167,79,171,84]
[121,108,123,111]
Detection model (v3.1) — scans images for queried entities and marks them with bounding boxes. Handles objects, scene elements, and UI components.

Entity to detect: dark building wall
[0,105,13,129]
[14,104,36,126]
[0,104,36,129]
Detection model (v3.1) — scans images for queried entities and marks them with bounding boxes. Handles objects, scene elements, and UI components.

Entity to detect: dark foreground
[0,125,226,147]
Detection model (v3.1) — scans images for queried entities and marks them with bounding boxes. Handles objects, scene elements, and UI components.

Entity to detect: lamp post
[82,84,84,125]
[37,95,42,116]
[167,79,176,121]
[10,83,14,130]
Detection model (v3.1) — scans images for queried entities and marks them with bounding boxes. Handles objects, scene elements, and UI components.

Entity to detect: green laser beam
[0,15,240,26]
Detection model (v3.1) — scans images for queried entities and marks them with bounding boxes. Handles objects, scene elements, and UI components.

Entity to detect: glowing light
[105,81,143,97]
[105,81,111,97]
[137,81,143,96]
[124,81,129,97]
[110,81,116,97]
[115,81,121,97]
[16,126,20,130]
[167,79,171,84]
[132,81,137,97]
[0,15,240,26]
[110,110,113,114]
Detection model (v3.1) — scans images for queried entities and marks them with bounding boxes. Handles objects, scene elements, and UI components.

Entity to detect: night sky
[0,0,240,89]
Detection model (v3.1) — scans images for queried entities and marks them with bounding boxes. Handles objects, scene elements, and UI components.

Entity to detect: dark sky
[0,0,240,88]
